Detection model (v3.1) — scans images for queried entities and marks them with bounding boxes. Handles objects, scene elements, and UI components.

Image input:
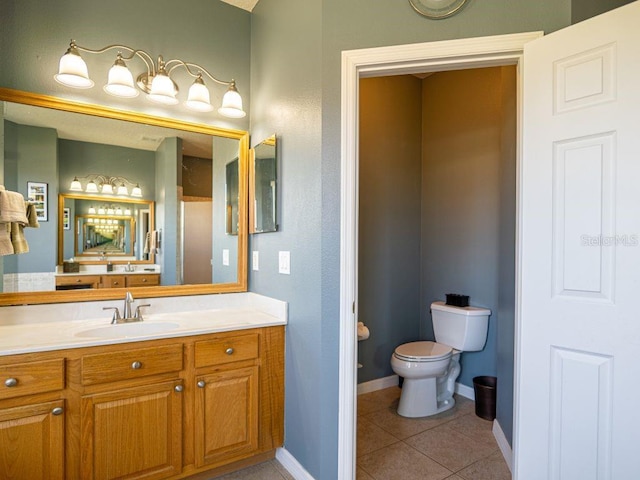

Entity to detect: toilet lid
[394,341,452,361]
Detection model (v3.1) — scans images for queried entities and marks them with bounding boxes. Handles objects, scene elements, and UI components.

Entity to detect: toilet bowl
[390,301,490,418]
[391,341,460,417]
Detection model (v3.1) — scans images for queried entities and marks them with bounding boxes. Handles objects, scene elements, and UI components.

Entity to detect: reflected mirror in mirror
[0,89,248,305]
[250,134,277,233]
[60,195,152,260]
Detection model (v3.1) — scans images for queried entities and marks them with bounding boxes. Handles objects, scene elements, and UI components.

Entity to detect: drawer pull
[142,278,147,282]
[174,385,184,393]
[52,407,64,416]
[197,380,206,388]
[225,347,234,355]
[4,378,18,387]
[113,281,119,285]
[76,279,82,283]
[131,361,142,370]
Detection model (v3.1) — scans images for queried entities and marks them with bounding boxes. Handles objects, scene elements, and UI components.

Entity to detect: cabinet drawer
[101,275,126,288]
[81,344,183,386]
[126,274,160,287]
[0,358,65,400]
[195,333,259,368]
[55,275,100,288]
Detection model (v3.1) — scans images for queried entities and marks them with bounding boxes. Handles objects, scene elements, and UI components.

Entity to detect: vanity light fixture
[55,40,246,119]
[69,174,143,198]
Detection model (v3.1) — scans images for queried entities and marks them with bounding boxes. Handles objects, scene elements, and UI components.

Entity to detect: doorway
[339,32,542,479]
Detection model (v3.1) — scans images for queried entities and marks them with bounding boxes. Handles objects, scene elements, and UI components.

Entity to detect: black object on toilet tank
[445,293,469,307]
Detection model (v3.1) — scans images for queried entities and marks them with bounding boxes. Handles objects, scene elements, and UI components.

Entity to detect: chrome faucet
[123,291,134,320]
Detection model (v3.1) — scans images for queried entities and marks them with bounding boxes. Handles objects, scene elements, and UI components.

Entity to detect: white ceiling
[219,0,260,11]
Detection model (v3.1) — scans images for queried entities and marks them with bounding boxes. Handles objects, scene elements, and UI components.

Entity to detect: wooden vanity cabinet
[0,325,284,480]
[0,355,67,480]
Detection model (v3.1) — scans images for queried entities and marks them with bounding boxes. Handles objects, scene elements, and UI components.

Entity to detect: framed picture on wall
[63,207,70,230]
[27,181,48,222]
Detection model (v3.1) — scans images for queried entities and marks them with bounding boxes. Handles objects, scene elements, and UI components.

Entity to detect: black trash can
[473,376,497,421]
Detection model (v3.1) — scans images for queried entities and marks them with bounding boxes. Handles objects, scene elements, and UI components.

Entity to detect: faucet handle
[134,304,151,320]
[103,307,122,324]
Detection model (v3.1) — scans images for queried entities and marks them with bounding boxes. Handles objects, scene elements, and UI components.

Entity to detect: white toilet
[390,301,491,418]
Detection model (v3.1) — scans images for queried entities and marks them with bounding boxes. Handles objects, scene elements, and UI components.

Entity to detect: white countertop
[0,293,287,356]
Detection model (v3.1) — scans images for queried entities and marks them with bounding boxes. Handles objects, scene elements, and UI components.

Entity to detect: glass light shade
[101,183,114,194]
[85,180,99,193]
[107,208,115,215]
[104,57,139,98]
[100,219,106,224]
[124,209,132,216]
[131,184,143,198]
[147,72,178,105]
[117,183,128,195]
[87,218,93,223]
[218,86,246,118]
[88,206,96,214]
[98,207,106,215]
[115,207,123,215]
[185,77,213,112]
[54,49,94,89]
[69,177,83,191]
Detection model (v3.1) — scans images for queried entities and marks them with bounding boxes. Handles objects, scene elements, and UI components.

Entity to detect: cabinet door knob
[131,361,142,369]
[142,278,147,282]
[197,380,206,388]
[113,281,119,285]
[52,407,64,416]
[225,347,234,355]
[4,378,17,387]
[174,385,184,393]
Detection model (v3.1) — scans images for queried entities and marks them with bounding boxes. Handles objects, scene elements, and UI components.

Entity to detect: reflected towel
[144,231,151,254]
[10,222,29,254]
[0,223,13,256]
[0,187,28,224]
[149,230,160,254]
[26,203,40,228]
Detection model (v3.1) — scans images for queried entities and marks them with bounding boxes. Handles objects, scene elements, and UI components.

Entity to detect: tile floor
[211,386,510,480]
[357,386,511,480]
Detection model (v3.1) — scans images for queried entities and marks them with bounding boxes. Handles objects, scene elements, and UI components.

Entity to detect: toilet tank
[431,301,490,351]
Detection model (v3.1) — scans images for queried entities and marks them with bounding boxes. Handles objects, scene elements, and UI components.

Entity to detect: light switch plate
[222,249,230,266]
[252,251,259,271]
[278,251,290,275]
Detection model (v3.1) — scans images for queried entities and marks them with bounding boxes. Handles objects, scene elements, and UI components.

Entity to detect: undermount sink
[75,322,181,339]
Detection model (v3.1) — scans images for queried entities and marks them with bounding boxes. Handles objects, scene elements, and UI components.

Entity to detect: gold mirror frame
[0,87,248,306]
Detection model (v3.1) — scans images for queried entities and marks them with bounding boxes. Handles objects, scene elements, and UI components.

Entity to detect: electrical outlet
[252,251,259,271]
[222,249,229,266]
[278,251,290,275]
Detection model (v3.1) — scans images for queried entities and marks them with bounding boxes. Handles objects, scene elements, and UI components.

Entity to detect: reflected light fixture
[69,174,143,198]
[55,39,246,119]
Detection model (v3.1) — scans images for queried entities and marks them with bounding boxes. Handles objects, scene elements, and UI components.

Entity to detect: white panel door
[516,2,640,479]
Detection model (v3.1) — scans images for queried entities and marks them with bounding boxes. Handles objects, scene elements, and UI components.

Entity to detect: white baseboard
[454,382,475,400]
[492,420,513,472]
[357,375,475,401]
[276,447,315,480]
[357,375,399,395]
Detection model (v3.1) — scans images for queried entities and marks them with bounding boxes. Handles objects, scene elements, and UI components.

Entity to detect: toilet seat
[393,341,452,362]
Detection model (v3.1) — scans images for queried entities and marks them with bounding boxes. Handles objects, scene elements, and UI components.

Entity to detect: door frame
[339,31,542,478]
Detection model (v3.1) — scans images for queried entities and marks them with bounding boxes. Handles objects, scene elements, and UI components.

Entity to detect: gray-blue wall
[357,75,422,383]
[2,121,58,274]
[155,137,181,285]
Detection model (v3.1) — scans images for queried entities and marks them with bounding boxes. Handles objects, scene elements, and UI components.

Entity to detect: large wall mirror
[0,88,248,306]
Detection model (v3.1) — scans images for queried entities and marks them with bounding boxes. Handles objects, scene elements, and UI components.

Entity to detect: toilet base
[395,353,461,418]
[397,376,456,418]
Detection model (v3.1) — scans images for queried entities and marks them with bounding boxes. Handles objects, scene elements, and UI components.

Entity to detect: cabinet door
[0,400,65,480]
[81,381,182,480]
[195,366,259,467]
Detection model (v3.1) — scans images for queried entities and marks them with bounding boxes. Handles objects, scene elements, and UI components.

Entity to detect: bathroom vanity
[0,298,285,479]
